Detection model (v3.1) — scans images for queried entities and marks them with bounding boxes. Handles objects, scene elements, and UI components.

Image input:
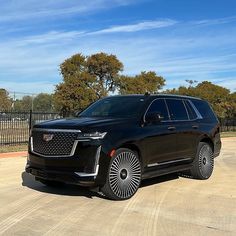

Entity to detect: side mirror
[145,112,163,124]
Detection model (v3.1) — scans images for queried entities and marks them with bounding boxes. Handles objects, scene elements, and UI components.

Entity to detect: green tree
[194,82,231,118]
[54,52,123,116]
[54,73,97,116]
[227,92,236,118]
[119,71,165,95]
[87,52,123,97]
[60,53,87,80]
[0,89,12,111]
[33,93,53,112]
[13,99,23,111]
[165,81,232,118]
[14,96,33,111]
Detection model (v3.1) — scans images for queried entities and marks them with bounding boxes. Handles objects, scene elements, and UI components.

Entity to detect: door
[165,99,199,160]
[143,99,177,165]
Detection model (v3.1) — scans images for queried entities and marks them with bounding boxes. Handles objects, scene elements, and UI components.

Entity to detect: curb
[0,151,27,159]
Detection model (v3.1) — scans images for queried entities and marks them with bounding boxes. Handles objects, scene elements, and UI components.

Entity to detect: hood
[33,116,137,131]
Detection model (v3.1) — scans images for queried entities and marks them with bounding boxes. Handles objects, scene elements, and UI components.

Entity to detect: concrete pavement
[0,151,27,159]
[0,138,235,235]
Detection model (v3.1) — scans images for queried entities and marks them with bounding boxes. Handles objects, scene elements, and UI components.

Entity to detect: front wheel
[190,142,214,180]
[101,148,141,200]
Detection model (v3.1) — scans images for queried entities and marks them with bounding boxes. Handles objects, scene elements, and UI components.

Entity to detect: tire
[101,148,141,200]
[190,142,214,180]
[38,179,63,187]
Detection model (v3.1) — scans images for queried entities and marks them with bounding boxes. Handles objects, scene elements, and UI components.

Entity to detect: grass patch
[221,132,236,138]
[0,144,28,153]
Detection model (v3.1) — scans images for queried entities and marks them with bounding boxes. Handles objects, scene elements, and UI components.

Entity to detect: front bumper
[26,139,106,186]
[25,163,98,186]
[26,127,113,187]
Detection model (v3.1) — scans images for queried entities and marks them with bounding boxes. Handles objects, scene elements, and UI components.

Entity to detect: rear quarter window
[184,100,198,120]
[191,99,218,122]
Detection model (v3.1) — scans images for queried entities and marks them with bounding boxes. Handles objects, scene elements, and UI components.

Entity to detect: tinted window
[79,96,146,118]
[184,100,197,120]
[191,99,217,121]
[166,99,188,120]
[146,99,169,120]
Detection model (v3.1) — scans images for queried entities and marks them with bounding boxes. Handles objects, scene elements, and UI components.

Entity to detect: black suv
[26,94,221,200]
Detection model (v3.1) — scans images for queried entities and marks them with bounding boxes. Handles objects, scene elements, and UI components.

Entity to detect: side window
[184,100,197,120]
[146,99,169,120]
[166,99,189,120]
[191,99,217,121]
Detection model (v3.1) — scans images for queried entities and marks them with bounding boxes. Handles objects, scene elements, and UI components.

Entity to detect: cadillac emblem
[43,134,54,142]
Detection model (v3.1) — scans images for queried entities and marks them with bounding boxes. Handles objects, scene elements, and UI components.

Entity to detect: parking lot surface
[0,138,236,236]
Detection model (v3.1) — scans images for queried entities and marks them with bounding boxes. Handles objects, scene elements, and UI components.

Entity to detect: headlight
[78,132,107,140]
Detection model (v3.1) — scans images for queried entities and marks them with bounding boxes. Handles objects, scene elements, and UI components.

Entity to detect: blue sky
[0,0,236,95]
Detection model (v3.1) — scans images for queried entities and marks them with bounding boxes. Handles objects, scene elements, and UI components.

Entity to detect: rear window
[166,99,188,120]
[191,99,217,121]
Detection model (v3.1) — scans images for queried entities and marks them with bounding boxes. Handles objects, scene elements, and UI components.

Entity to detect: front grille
[31,129,79,157]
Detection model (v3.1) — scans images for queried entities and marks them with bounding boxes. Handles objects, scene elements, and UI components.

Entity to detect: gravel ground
[0,138,235,236]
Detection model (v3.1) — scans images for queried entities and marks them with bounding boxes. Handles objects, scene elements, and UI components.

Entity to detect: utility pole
[13,92,15,111]
[31,94,34,111]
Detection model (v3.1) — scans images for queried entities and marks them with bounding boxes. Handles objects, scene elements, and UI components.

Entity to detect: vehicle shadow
[22,171,180,199]
[21,171,102,199]
[140,173,179,188]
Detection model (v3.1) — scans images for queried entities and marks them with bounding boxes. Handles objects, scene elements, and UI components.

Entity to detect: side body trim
[147,157,192,168]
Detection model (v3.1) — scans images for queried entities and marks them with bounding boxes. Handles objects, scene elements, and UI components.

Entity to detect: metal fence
[219,118,236,132]
[0,111,60,146]
[0,111,235,146]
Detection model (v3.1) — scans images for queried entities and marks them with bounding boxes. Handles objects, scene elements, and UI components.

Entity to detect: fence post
[29,109,32,134]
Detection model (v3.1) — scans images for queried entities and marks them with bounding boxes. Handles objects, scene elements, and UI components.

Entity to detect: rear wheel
[101,148,141,200]
[190,142,214,179]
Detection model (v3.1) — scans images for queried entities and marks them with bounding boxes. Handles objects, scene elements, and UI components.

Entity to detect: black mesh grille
[32,130,78,156]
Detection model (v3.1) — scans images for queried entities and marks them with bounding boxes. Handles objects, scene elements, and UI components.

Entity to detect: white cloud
[91,19,177,34]
[2,32,236,93]
[191,16,236,26]
[20,31,86,45]
[0,0,137,22]
[1,19,177,46]
[214,78,236,91]
[0,13,236,93]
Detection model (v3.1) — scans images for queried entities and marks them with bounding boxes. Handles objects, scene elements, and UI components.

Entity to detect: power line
[8,91,39,96]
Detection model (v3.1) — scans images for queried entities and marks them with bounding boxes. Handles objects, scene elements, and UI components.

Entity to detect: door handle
[192,125,199,129]
[168,126,176,131]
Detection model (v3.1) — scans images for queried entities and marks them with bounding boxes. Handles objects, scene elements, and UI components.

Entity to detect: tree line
[0,90,53,112]
[1,52,235,118]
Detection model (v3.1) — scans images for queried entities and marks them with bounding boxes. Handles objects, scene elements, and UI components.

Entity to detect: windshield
[79,96,146,118]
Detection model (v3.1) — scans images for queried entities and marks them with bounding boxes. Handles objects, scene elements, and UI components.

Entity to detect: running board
[147,157,192,168]
[142,164,192,180]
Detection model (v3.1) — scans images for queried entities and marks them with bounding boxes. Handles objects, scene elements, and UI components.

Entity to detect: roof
[110,94,202,100]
